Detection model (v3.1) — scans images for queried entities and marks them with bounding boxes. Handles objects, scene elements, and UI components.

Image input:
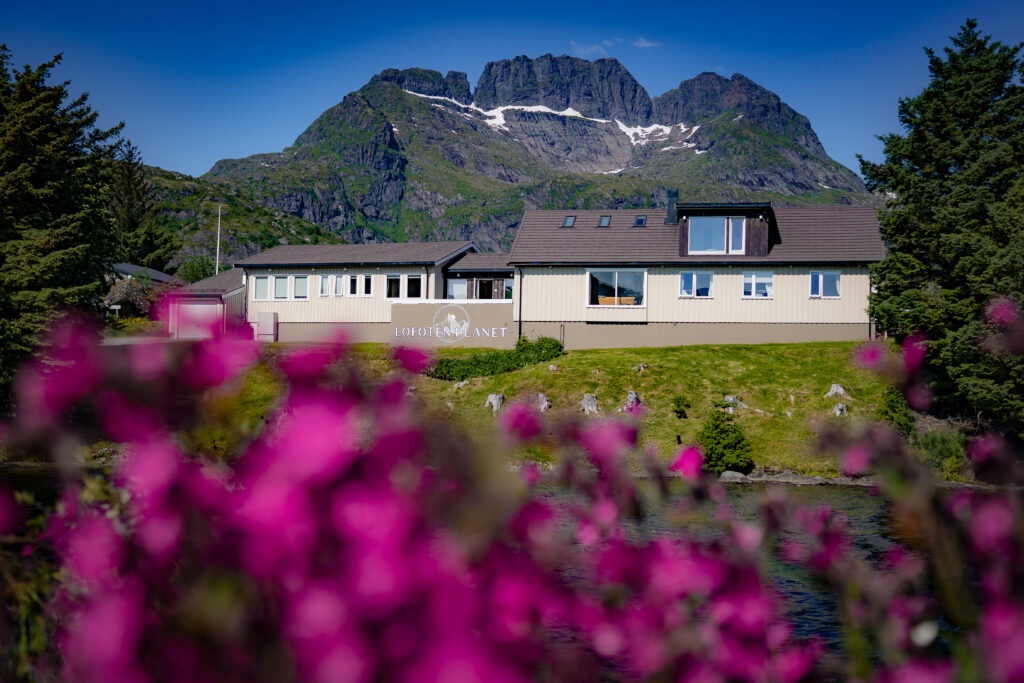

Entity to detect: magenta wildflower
[841,445,872,476]
[987,297,1021,327]
[670,446,704,481]
[905,382,933,410]
[970,497,1014,551]
[64,513,124,586]
[901,333,928,374]
[578,420,637,470]
[182,337,258,388]
[499,403,543,442]
[0,486,18,535]
[393,345,434,374]
[855,342,886,369]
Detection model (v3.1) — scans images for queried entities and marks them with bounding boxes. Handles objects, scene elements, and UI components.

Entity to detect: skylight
[598,215,611,227]
[562,216,576,228]
[634,215,647,227]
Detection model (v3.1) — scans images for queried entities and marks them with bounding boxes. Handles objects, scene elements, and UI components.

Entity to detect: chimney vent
[665,189,679,224]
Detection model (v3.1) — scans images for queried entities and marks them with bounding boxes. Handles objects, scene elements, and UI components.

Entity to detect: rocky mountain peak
[473,54,654,126]
[652,72,826,157]
[372,67,472,104]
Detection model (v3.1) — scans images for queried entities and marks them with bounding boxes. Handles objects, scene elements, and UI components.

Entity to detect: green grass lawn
[402,341,888,476]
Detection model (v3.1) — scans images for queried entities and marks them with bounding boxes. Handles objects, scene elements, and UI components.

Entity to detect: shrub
[695,410,755,474]
[428,336,563,380]
[877,387,914,437]
[914,430,969,479]
[672,395,690,419]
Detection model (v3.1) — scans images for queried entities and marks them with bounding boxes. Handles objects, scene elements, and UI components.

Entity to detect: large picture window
[588,270,645,306]
[743,271,773,298]
[689,216,746,255]
[680,272,713,298]
[810,271,840,298]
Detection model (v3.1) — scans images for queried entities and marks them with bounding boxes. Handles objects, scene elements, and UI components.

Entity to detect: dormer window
[598,215,611,227]
[634,215,647,227]
[688,216,746,254]
[562,216,576,228]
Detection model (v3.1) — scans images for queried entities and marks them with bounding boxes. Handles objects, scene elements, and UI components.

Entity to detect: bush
[428,336,563,381]
[914,430,969,479]
[696,410,755,474]
[672,395,690,419]
[877,387,914,437]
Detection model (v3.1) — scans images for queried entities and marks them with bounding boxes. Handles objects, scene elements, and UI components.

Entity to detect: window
[478,280,494,299]
[293,276,308,299]
[254,276,268,300]
[447,279,467,299]
[349,275,358,296]
[680,272,713,298]
[689,216,745,254]
[562,216,576,227]
[588,270,645,306]
[743,271,773,298]
[407,275,423,298]
[320,275,331,297]
[386,275,401,298]
[634,215,647,227]
[597,215,611,227]
[363,275,372,296]
[274,276,288,299]
[504,279,514,299]
[335,275,345,296]
[810,271,841,298]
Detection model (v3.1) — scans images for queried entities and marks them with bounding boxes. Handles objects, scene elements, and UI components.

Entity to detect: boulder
[719,471,749,483]
[833,403,848,417]
[548,364,558,371]
[824,384,849,399]
[454,380,470,389]
[619,390,641,412]
[538,393,552,412]
[485,393,505,413]
[581,394,599,415]
[632,363,649,372]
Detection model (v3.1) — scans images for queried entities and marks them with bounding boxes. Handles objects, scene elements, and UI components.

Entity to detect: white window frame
[362,274,373,297]
[319,275,332,297]
[585,268,648,308]
[335,275,346,296]
[742,271,774,299]
[349,274,358,296]
[385,274,402,299]
[293,275,310,301]
[273,275,289,300]
[253,276,269,301]
[688,216,746,255]
[679,271,714,298]
[810,270,841,299]
[406,274,424,299]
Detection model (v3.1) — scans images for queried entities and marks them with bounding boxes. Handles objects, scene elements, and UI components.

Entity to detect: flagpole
[215,204,222,275]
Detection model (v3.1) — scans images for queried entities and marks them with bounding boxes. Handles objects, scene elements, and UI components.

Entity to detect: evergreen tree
[108,141,178,271]
[861,20,1024,437]
[0,46,122,404]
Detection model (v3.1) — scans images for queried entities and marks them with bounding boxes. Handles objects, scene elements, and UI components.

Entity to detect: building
[509,198,883,348]
[224,198,882,349]
[167,268,246,339]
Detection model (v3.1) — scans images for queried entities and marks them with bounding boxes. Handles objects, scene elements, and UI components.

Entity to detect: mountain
[184,54,872,261]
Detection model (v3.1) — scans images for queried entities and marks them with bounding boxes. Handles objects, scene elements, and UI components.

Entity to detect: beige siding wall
[519,266,870,324]
[245,266,434,324]
[224,288,245,321]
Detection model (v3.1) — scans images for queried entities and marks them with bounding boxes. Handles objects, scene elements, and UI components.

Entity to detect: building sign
[392,302,511,346]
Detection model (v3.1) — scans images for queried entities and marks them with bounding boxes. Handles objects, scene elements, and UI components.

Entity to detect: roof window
[634,215,647,227]
[597,215,611,227]
[562,215,576,228]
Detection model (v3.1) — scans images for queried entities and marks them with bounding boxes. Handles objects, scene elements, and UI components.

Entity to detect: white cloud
[632,37,661,48]
[571,40,606,57]
[602,38,623,47]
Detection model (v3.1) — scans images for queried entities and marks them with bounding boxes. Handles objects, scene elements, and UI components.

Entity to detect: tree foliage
[0,46,122,405]
[176,255,215,284]
[861,20,1024,437]
[108,141,177,271]
[695,408,754,474]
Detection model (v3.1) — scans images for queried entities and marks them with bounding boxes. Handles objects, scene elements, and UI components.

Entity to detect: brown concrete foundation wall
[521,322,872,349]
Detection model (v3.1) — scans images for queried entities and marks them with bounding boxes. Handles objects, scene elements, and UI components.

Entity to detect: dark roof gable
[237,241,476,267]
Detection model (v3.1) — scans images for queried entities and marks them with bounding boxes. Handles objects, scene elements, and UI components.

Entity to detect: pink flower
[987,297,1020,327]
[982,603,1024,683]
[970,497,1014,550]
[118,437,182,507]
[393,346,433,374]
[183,338,258,388]
[277,346,338,381]
[901,333,928,374]
[841,445,872,476]
[65,514,124,585]
[62,588,145,682]
[521,463,541,487]
[877,658,954,683]
[905,382,932,411]
[499,404,543,442]
[670,446,703,481]
[855,342,886,369]
[732,522,764,553]
[128,342,169,382]
[578,420,637,471]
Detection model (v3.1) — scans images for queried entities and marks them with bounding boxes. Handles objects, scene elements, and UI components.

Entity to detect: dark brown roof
[236,241,475,267]
[446,252,512,271]
[508,208,883,264]
[182,268,246,295]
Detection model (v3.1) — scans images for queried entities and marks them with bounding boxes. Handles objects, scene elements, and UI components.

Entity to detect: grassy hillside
[404,341,887,475]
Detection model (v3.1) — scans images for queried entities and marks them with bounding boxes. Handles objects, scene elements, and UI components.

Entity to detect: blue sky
[5,0,1022,178]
